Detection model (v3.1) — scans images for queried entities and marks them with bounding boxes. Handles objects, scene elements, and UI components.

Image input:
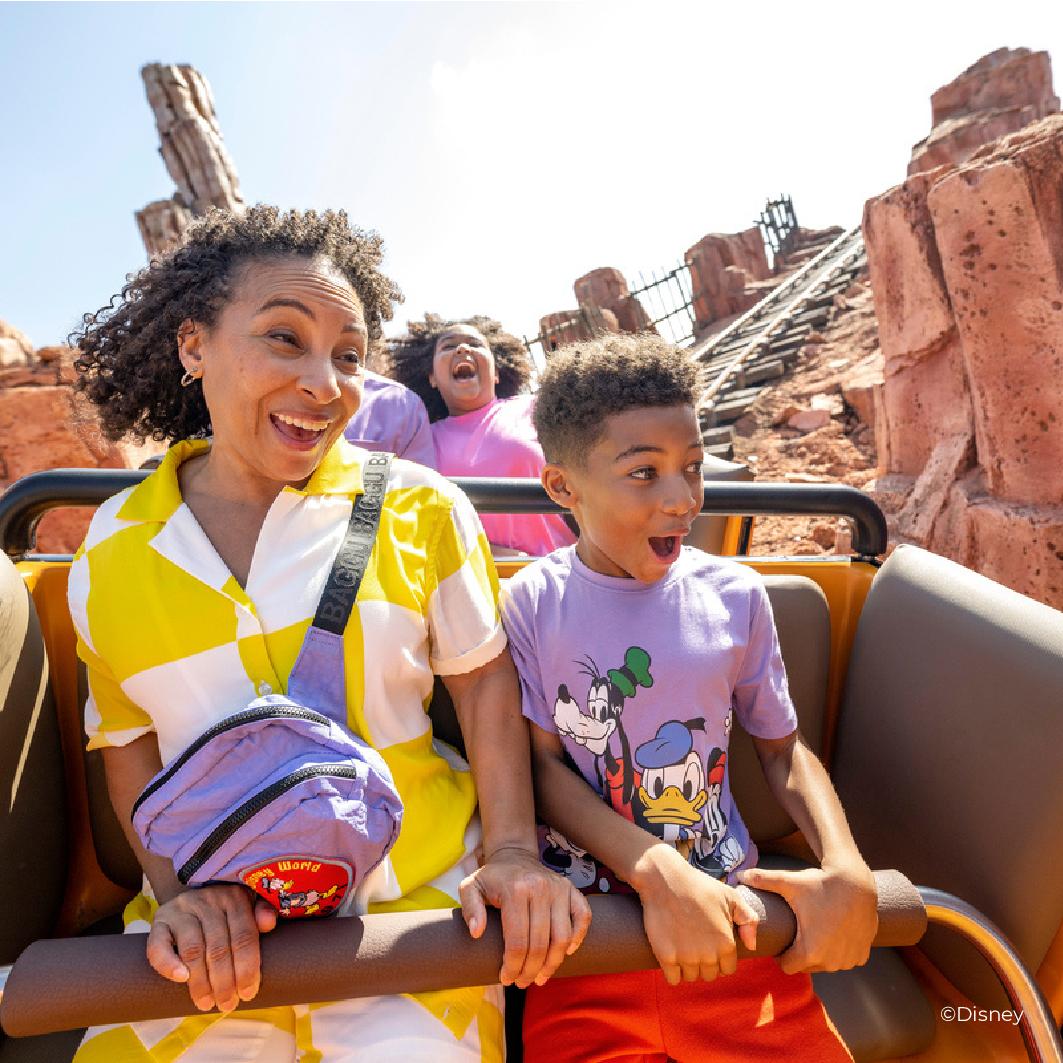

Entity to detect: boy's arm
[444,651,591,989]
[739,730,878,974]
[531,724,759,985]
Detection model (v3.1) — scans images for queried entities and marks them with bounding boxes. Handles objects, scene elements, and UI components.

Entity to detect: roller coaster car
[0,469,1061,1062]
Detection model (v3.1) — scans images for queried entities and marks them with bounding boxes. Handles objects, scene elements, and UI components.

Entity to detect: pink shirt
[431,396,576,556]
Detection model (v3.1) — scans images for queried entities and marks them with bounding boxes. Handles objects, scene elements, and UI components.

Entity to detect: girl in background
[389,318,576,557]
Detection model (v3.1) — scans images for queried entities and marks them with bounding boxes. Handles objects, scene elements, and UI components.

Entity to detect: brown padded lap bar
[1,871,924,1037]
[730,576,831,842]
[832,544,1063,1008]
[0,555,67,964]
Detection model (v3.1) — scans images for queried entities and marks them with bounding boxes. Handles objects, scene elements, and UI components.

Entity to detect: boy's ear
[541,462,578,509]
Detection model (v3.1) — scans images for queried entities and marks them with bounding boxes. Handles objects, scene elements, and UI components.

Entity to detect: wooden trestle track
[693,226,868,460]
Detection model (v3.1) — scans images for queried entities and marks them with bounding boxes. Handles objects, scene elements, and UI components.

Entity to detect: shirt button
[257,681,273,696]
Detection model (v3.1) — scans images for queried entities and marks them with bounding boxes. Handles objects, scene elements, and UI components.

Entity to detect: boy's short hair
[534,333,698,465]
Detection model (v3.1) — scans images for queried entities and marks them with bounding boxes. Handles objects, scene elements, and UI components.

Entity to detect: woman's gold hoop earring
[180,370,199,388]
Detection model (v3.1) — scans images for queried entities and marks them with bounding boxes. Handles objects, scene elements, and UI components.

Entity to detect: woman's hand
[459,846,592,989]
[737,860,878,974]
[633,844,759,986]
[145,885,278,1012]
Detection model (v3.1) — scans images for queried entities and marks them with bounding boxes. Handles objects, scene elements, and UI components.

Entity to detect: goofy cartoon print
[551,646,653,824]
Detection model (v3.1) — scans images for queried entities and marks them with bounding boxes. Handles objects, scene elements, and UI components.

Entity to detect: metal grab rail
[1,871,923,1038]
[0,470,888,561]
[919,887,1063,1063]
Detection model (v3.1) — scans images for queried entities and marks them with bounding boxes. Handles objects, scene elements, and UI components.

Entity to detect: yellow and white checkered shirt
[68,437,505,911]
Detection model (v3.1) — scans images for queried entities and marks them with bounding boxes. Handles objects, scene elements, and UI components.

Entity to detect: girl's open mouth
[270,413,329,450]
[452,362,477,381]
[649,535,681,562]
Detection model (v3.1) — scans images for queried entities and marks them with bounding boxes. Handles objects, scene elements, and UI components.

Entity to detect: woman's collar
[116,438,365,523]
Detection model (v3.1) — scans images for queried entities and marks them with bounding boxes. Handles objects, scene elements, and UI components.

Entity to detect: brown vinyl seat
[0,554,80,1062]
[832,544,1063,1012]
[0,554,68,963]
[736,574,935,1062]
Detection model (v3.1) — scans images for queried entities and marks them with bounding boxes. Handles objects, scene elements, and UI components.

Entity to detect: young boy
[500,335,877,1062]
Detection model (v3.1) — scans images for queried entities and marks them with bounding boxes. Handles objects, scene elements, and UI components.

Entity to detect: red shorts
[523,959,852,1063]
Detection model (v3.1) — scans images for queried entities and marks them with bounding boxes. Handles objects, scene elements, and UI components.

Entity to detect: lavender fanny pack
[131,453,403,919]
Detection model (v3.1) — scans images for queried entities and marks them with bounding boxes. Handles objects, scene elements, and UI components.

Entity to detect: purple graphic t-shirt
[501,545,797,890]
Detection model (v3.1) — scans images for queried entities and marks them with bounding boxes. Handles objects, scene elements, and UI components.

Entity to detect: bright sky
[2,1,1060,349]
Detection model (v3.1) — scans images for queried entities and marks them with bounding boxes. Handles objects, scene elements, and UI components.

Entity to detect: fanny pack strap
[287,452,393,722]
[313,451,393,635]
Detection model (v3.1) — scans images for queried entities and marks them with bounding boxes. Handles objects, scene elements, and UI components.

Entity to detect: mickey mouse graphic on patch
[240,857,353,918]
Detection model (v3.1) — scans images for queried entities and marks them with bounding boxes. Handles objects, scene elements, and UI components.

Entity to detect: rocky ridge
[909,47,1059,175]
[0,328,157,553]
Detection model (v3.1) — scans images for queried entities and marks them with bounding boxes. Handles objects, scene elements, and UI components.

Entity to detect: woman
[388,319,576,557]
[69,206,589,1061]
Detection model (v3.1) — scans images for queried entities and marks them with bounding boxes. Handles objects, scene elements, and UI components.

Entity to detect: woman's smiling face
[178,255,368,492]
[429,325,498,416]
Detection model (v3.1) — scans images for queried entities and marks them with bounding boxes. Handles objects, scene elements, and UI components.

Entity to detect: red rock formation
[685,228,770,330]
[0,342,159,553]
[928,122,1063,506]
[861,169,973,475]
[538,307,619,352]
[0,321,33,369]
[864,111,1063,609]
[573,268,653,335]
[909,48,1059,176]
[136,199,195,260]
[135,64,244,257]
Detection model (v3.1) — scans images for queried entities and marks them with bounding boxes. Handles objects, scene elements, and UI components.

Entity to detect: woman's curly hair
[72,205,403,442]
[385,314,533,422]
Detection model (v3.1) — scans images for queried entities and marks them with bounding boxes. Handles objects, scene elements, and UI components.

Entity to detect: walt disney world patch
[241,856,353,918]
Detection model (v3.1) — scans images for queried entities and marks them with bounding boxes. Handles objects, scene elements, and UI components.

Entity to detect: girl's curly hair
[72,205,403,442]
[385,314,533,422]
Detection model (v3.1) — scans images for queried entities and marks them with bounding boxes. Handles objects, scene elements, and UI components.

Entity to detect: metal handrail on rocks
[693,225,865,411]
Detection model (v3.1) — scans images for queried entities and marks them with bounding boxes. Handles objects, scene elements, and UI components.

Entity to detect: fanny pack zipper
[132,704,333,819]
[177,763,365,884]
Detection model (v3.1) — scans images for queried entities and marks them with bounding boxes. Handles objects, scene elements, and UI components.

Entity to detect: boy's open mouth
[649,535,679,560]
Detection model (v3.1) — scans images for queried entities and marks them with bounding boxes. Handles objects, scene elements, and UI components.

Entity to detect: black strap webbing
[312,452,392,635]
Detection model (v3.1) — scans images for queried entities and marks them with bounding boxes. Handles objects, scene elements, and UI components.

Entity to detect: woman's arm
[443,650,591,988]
[102,735,276,1012]
[102,735,182,902]
[739,730,878,973]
